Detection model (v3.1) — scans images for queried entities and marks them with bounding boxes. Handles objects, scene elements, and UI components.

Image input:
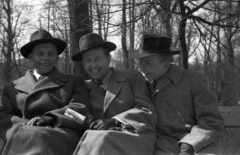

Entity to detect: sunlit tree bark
[67,0,91,79]
[121,0,129,69]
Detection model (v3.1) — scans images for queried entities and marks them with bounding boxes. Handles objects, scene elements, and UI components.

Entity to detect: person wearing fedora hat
[0,29,94,155]
[71,33,157,155]
[131,34,224,155]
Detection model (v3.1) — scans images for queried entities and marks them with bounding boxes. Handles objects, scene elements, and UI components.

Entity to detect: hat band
[139,48,171,54]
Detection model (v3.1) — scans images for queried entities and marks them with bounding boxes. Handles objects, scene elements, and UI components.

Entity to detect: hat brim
[131,47,180,59]
[71,42,116,61]
[20,38,66,58]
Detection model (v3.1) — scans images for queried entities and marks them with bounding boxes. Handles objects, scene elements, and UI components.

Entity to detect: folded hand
[26,116,56,127]
[90,119,121,130]
[179,143,194,155]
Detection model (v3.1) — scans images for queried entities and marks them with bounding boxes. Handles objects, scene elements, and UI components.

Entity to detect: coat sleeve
[178,74,224,152]
[45,74,92,132]
[0,83,27,146]
[113,70,157,132]
[0,83,27,123]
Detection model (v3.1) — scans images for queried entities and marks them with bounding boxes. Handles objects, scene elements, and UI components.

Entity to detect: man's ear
[28,53,32,60]
[28,53,34,68]
[163,61,170,68]
[55,55,59,65]
[107,55,111,65]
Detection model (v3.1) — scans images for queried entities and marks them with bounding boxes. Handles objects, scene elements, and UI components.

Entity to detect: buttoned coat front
[0,68,91,155]
[74,68,157,155]
[152,64,224,155]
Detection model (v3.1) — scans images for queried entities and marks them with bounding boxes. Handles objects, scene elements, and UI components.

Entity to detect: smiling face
[28,43,59,75]
[82,47,111,80]
[139,55,170,81]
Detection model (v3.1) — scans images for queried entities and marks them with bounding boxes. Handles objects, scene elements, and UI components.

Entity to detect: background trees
[1,0,240,153]
[1,0,240,106]
[0,0,30,87]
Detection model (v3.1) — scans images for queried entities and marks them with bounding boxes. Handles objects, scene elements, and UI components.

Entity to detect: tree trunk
[2,0,13,84]
[128,0,135,69]
[216,8,222,103]
[224,0,237,106]
[95,0,102,36]
[156,0,172,37]
[121,0,128,69]
[67,0,91,79]
[94,0,111,41]
[179,1,188,69]
[103,0,111,41]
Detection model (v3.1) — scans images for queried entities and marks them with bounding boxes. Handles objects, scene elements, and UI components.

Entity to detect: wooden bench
[219,106,240,127]
[219,106,240,154]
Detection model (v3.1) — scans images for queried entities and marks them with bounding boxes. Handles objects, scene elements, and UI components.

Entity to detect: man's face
[82,47,111,80]
[28,43,59,75]
[139,55,167,81]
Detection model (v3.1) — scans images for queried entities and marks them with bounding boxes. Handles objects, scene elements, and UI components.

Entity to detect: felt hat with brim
[71,33,116,61]
[130,34,180,59]
[20,29,66,58]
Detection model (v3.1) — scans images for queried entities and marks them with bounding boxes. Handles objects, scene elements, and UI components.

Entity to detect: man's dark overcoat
[0,68,91,155]
[152,64,224,155]
[74,68,157,155]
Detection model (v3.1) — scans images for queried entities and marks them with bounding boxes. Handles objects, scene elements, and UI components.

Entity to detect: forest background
[1,0,240,153]
[2,0,240,107]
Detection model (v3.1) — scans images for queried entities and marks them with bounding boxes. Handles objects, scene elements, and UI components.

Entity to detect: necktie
[147,81,154,94]
[38,75,45,81]
[96,80,106,96]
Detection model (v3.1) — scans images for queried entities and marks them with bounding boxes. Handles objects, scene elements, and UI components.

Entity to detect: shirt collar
[102,69,112,86]
[152,64,171,87]
[33,69,42,80]
[152,64,185,88]
[93,69,112,89]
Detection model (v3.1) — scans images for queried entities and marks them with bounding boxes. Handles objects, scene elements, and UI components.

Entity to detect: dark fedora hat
[20,29,66,58]
[71,33,116,61]
[131,34,180,59]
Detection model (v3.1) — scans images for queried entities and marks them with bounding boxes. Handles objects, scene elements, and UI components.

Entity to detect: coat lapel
[30,68,67,95]
[153,76,171,95]
[89,81,105,107]
[103,68,125,113]
[153,64,184,95]
[103,80,121,113]
[14,68,67,96]
[14,70,37,94]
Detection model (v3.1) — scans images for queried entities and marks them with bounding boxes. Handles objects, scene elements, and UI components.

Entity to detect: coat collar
[103,68,126,113]
[110,68,126,82]
[87,68,126,114]
[14,68,67,94]
[165,64,184,85]
[153,64,184,94]
[86,68,126,90]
